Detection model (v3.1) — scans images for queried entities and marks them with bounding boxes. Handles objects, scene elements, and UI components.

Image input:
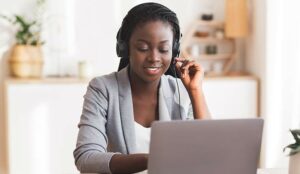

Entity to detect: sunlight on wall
[265,0,300,168]
[43,0,76,76]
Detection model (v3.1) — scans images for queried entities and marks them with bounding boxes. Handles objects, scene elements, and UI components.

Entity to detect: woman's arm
[74,78,120,173]
[175,57,211,119]
[188,88,211,119]
[109,154,148,174]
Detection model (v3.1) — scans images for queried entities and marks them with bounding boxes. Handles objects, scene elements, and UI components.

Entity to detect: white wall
[72,0,120,76]
[263,0,300,168]
[245,0,267,167]
[246,0,300,168]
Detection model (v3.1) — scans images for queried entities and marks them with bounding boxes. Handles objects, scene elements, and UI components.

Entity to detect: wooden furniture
[4,75,258,173]
[4,77,88,174]
[203,74,259,119]
[181,20,235,75]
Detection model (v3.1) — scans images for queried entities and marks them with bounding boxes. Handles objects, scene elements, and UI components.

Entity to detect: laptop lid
[148,118,264,174]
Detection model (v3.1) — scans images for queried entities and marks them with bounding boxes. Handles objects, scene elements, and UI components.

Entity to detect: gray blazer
[74,66,192,174]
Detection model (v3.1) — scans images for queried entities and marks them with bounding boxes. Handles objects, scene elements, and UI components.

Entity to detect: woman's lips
[144,66,161,75]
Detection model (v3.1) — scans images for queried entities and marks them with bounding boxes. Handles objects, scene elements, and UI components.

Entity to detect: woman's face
[129,20,173,84]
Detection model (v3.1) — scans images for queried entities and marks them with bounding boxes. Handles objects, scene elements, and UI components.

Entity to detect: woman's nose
[147,49,160,62]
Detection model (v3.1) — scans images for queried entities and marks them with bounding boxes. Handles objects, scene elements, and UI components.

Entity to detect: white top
[134,91,171,174]
[133,92,171,154]
[134,121,151,153]
[134,122,151,174]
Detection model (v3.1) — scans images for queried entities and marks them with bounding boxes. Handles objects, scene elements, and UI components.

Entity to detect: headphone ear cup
[116,41,128,58]
[116,41,121,57]
[172,41,180,58]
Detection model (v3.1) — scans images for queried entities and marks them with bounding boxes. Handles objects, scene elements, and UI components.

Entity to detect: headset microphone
[170,60,182,119]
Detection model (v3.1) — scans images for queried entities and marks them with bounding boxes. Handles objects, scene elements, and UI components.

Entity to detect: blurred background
[0,0,299,173]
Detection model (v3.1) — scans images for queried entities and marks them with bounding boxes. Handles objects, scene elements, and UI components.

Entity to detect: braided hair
[116,2,181,77]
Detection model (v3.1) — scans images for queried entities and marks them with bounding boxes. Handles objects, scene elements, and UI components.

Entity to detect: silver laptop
[148,118,264,174]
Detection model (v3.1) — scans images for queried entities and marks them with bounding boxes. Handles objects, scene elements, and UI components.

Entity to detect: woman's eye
[160,49,169,53]
[137,48,148,52]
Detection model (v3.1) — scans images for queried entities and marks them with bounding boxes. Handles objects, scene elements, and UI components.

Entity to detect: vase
[9,45,43,78]
[289,152,300,174]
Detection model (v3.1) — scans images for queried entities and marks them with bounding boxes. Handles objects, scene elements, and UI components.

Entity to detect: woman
[74,2,210,174]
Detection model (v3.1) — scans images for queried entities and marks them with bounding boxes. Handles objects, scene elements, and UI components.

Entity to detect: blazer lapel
[158,75,172,121]
[116,67,136,154]
[160,75,184,120]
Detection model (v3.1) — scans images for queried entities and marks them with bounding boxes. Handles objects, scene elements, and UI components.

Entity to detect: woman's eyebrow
[136,39,149,44]
[136,39,170,44]
[160,40,170,43]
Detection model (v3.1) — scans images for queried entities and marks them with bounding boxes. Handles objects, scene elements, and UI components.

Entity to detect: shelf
[191,37,233,43]
[192,53,232,60]
[5,77,90,84]
[194,20,224,28]
[204,72,258,80]
[182,20,236,73]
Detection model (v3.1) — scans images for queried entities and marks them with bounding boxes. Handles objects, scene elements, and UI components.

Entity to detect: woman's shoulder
[88,71,119,91]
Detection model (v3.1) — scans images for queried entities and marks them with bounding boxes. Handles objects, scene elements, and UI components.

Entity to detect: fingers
[174,58,202,78]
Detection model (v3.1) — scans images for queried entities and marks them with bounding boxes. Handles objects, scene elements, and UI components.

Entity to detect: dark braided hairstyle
[116,2,181,77]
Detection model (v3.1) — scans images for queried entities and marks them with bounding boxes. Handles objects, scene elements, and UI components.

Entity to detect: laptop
[148,118,264,174]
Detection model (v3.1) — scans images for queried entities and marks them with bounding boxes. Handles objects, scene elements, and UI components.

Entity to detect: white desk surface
[81,168,288,174]
[257,168,288,174]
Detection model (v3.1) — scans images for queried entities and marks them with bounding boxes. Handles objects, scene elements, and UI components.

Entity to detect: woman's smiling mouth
[144,66,162,75]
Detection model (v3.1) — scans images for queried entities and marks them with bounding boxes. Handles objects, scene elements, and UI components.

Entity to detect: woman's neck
[131,80,159,98]
[129,70,160,98]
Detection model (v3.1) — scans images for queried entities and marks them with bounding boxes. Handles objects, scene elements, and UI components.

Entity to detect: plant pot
[289,152,300,174]
[9,45,43,78]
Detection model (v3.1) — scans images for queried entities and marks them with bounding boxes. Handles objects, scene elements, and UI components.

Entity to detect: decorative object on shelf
[205,45,217,54]
[78,60,93,79]
[201,14,213,21]
[190,44,200,57]
[0,0,46,78]
[211,61,224,74]
[194,31,209,38]
[283,129,300,174]
[181,20,235,76]
[225,0,248,38]
[225,0,249,71]
[10,45,43,78]
[215,28,225,39]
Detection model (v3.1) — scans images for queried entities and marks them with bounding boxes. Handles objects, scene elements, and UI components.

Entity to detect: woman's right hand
[110,153,148,174]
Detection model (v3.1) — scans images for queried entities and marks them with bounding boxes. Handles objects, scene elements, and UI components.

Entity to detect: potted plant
[283,129,300,174]
[0,0,45,78]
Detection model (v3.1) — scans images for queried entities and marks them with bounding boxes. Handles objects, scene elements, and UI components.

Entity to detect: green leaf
[15,15,29,29]
[291,129,300,143]
[291,129,300,137]
[2,13,44,45]
[30,21,37,26]
[0,14,14,23]
[289,146,300,156]
[284,143,299,150]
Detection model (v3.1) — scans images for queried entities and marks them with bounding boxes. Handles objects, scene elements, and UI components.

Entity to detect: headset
[116,3,183,119]
[116,3,181,64]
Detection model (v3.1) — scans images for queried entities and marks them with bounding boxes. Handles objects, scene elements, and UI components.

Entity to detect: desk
[81,169,288,174]
[257,168,288,174]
